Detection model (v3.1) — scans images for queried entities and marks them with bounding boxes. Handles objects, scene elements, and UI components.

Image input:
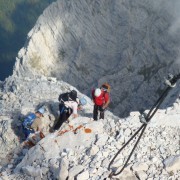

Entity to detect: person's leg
[99,106,105,119]
[54,112,66,130]
[66,111,71,121]
[93,105,98,120]
[100,110,104,119]
[23,128,30,139]
[54,104,66,130]
[59,103,64,114]
[22,126,34,139]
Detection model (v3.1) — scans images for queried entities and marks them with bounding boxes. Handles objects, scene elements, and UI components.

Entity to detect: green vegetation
[0,0,55,80]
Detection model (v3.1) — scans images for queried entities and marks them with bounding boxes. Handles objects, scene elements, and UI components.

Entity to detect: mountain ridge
[14,0,180,117]
[0,0,180,179]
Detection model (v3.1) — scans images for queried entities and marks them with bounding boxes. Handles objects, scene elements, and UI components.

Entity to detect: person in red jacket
[92,84,110,120]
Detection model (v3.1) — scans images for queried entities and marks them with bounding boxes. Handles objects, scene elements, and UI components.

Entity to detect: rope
[108,73,180,177]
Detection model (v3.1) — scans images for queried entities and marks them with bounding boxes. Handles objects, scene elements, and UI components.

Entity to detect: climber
[53,90,87,130]
[92,83,110,120]
[22,107,45,139]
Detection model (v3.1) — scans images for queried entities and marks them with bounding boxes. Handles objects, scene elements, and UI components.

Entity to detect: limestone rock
[135,171,148,180]
[69,165,84,178]
[88,145,99,156]
[76,170,89,180]
[58,158,69,180]
[13,0,180,118]
[132,162,149,172]
[22,166,42,177]
[0,0,180,180]
[164,155,180,172]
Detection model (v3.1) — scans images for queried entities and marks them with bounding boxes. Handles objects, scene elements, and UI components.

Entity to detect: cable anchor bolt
[165,74,176,87]
[139,112,148,124]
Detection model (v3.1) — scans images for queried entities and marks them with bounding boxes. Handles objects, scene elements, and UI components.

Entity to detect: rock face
[14,0,180,117]
[0,75,180,179]
[0,0,180,179]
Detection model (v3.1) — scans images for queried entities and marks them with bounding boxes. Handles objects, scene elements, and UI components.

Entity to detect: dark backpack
[58,90,77,103]
[69,90,77,101]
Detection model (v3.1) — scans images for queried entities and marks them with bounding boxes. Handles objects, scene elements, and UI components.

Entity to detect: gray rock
[69,165,84,178]
[41,167,49,175]
[132,162,149,172]
[58,158,69,180]
[0,1,180,180]
[76,170,89,180]
[135,171,148,180]
[22,166,42,178]
[164,155,180,172]
[88,145,99,156]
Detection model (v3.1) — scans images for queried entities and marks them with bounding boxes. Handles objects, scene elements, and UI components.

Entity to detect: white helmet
[94,88,101,97]
[37,107,45,114]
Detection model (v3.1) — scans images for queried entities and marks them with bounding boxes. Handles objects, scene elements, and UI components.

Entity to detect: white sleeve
[72,102,78,114]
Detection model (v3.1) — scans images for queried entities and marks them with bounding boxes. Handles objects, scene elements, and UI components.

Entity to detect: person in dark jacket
[54,90,87,130]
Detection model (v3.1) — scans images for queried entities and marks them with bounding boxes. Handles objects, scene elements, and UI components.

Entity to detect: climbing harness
[108,73,180,178]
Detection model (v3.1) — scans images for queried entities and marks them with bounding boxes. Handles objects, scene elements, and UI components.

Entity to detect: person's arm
[68,102,78,121]
[31,118,43,132]
[68,113,78,122]
[102,93,110,109]
[91,89,95,102]
[72,113,78,118]
[102,99,110,109]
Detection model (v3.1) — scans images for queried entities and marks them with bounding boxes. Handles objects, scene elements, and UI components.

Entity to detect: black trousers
[54,104,71,130]
[93,104,104,120]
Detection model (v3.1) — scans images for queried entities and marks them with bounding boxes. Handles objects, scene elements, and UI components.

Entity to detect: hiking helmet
[79,97,87,106]
[37,107,45,114]
[94,88,101,97]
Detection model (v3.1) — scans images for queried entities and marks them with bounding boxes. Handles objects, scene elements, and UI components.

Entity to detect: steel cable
[108,73,180,177]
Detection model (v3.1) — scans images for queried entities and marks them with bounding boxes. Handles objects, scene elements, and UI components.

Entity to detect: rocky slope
[14,0,180,117]
[0,75,179,180]
[0,0,180,179]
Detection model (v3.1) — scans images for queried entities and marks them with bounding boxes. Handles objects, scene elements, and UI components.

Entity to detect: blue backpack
[23,113,37,129]
[22,113,37,138]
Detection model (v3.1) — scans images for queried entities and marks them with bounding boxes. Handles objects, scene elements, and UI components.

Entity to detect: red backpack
[92,89,110,106]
